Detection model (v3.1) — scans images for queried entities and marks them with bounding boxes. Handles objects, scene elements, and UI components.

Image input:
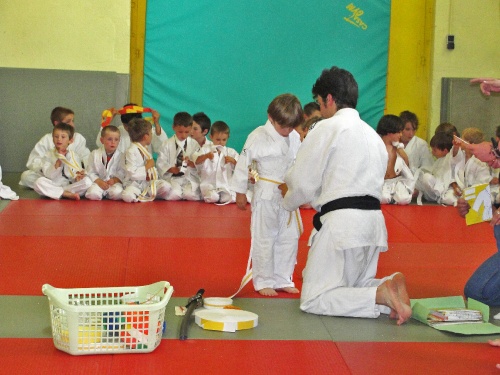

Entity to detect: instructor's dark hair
[312,66,358,109]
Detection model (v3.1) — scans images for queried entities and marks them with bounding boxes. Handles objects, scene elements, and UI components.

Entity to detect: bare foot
[392,273,410,306]
[258,288,278,296]
[62,191,80,200]
[276,287,300,294]
[376,279,412,325]
[489,339,500,347]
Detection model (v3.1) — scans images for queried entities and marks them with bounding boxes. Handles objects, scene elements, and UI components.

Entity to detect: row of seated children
[377,112,496,206]
[18,106,247,203]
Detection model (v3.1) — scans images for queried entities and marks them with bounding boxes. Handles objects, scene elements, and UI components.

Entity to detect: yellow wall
[429,0,500,134]
[1,0,498,136]
[0,0,130,73]
[386,0,433,140]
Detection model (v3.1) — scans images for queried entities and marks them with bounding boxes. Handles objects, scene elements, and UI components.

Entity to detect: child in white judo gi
[95,104,167,154]
[195,121,238,204]
[231,94,303,296]
[121,118,170,203]
[85,125,126,201]
[399,110,433,173]
[156,112,201,201]
[33,123,92,200]
[377,115,415,205]
[190,112,212,148]
[0,165,19,200]
[20,107,90,189]
[414,132,457,205]
[451,127,493,196]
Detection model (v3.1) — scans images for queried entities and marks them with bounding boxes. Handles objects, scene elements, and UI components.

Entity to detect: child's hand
[169,166,181,175]
[451,182,462,197]
[75,171,86,182]
[456,197,470,218]
[236,192,248,210]
[491,177,499,185]
[145,158,155,171]
[152,109,160,124]
[225,156,236,165]
[278,183,288,197]
[55,159,62,169]
[96,179,109,190]
[185,158,195,168]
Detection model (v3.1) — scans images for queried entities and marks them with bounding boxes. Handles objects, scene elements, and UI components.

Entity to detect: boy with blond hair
[121,118,171,203]
[20,107,90,189]
[231,94,303,296]
[85,125,126,201]
[33,123,92,200]
[451,127,493,196]
[195,121,239,204]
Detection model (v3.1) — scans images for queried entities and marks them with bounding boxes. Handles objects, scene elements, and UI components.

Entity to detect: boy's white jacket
[85,146,126,183]
[40,148,84,184]
[196,144,239,191]
[156,136,200,180]
[26,133,90,171]
[231,120,300,202]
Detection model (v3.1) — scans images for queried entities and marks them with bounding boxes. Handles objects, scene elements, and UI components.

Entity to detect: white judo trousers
[300,211,390,317]
[250,199,301,290]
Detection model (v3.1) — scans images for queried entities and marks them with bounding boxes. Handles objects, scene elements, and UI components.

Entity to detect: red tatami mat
[1,339,350,375]
[337,341,500,375]
[0,236,129,293]
[0,200,253,238]
[376,242,497,298]
[383,204,495,244]
[0,235,308,297]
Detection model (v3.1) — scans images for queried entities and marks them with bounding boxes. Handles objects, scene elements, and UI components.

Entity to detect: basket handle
[42,284,53,296]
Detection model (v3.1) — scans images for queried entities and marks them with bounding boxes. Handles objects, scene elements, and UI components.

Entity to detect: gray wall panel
[441,78,500,139]
[0,68,128,172]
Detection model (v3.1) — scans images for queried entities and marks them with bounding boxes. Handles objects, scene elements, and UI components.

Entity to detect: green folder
[411,296,500,335]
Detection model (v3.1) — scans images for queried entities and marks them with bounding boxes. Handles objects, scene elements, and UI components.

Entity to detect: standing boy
[231,94,303,296]
[20,107,90,189]
[85,125,126,201]
[121,118,170,203]
[33,123,92,200]
[283,67,412,325]
[156,112,201,201]
[196,121,239,204]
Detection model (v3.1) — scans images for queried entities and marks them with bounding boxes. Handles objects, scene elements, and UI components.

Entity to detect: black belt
[313,195,381,231]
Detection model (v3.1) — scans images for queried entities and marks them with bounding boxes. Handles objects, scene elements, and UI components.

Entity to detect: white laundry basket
[42,281,174,355]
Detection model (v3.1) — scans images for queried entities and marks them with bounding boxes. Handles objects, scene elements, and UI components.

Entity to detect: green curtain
[144,1,391,151]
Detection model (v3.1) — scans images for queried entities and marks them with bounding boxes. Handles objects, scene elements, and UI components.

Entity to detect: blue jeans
[464,225,500,306]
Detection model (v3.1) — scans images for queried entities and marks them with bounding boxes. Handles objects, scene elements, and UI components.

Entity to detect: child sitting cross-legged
[33,123,92,200]
[85,125,126,201]
[195,121,239,204]
[121,118,171,203]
